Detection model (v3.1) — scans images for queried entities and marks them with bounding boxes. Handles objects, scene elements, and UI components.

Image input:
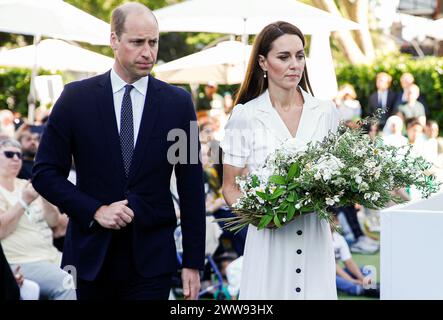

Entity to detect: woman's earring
[263,71,267,78]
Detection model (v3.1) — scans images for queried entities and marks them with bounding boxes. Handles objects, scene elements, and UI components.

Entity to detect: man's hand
[182,268,200,300]
[93,200,134,230]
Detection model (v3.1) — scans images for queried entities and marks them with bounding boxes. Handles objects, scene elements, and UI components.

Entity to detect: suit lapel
[96,71,126,184]
[127,75,161,183]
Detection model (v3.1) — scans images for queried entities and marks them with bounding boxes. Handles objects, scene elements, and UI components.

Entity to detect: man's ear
[258,55,267,72]
[110,32,118,51]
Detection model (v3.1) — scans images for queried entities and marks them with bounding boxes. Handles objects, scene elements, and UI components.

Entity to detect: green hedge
[335,53,443,130]
[0,67,59,116]
[0,68,32,116]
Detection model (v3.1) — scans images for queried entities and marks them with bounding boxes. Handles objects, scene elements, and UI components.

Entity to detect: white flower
[355,149,365,157]
[371,192,380,201]
[282,217,287,223]
[333,195,340,203]
[295,203,301,210]
[374,168,381,180]
[364,160,376,168]
[364,193,371,200]
[322,170,332,181]
[355,175,362,184]
[358,182,369,192]
[314,172,322,180]
[325,197,335,206]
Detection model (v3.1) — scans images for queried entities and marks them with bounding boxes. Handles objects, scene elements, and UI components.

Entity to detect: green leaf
[251,175,259,187]
[350,183,358,193]
[273,214,282,228]
[292,191,299,203]
[287,205,296,221]
[288,183,299,191]
[256,191,269,201]
[268,175,287,185]
[278,202,289,211]
[258,215,273,230]
[287,163,300,181]
[270,187,285,200]
[287,193,295,202]
[300,205,314,213]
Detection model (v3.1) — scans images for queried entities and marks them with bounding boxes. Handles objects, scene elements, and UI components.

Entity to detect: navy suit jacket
[32,72,206,281]
[366,90,397,125]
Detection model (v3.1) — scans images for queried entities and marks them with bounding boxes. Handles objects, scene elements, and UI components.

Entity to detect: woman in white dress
[220,21,339,300]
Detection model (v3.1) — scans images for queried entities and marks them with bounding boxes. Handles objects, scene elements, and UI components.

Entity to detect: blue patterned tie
[120,84,134,177]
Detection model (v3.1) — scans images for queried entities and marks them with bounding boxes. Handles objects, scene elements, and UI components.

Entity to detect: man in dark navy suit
[32,2,205,300]
[367,72,397,129]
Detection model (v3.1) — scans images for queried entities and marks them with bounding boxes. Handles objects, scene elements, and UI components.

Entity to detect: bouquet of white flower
[221,118,441,233]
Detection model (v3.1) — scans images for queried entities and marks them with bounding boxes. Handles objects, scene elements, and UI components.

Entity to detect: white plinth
[380,191,443,299]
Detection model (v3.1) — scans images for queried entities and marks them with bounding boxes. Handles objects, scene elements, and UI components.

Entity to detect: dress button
[295,287,301,293]
[297,249,302,254]
[297,230,303,236]
[296,268,301,273]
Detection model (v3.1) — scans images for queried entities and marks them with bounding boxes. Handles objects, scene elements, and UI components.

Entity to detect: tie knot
[125,84,134,94]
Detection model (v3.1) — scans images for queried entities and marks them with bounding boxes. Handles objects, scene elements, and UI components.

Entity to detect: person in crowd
[424,120,443,185]
[1,241,20,300]
[406,118,437,163]
[200,120,247,258]
[15,124,40,180]
[0,110,16,138]
[381,115,408,148]
[394,72,428,115]
[0,138,76,300]
[396,84,426,126]
[332,206,379,255]
[367,72,397,129]
[13,111,24,131]
[332,216,380,298]
[32,2,205,300]
[196,81,225,111]
[424,120,443,153]
[334,84,362,121]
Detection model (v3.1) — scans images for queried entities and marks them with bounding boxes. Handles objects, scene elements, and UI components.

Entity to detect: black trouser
[76,226,172,300]
[339,206,364,240]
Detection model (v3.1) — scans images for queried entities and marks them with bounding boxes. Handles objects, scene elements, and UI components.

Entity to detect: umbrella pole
[27,34,41,125]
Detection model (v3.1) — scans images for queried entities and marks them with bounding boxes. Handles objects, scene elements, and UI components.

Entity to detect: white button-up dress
[220,88,339,300]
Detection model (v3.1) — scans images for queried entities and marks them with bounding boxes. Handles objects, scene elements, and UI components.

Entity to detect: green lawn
[337,251,380,300]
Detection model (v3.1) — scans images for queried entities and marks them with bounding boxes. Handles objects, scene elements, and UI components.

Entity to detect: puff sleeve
[219,104,252,168]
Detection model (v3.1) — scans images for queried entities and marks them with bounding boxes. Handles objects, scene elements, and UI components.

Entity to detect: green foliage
[335,53,443,131]
[0,68,59,115]
[0,68,30,115]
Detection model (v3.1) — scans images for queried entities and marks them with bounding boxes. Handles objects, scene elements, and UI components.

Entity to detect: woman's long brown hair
[234,21,314,106]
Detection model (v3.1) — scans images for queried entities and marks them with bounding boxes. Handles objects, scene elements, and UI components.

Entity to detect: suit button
[297,230,302,236]
[295,287,301,293]
[296,268,301,273]
[297,249,302,254]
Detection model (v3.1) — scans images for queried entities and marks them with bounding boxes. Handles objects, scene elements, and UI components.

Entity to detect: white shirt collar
[110,68,149,96]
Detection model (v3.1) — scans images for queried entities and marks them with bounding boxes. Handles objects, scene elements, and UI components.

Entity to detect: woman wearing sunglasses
[0,138,76,300]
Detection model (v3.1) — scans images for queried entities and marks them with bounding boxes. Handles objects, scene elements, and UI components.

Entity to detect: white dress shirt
[110,68,149,146]
[377,89,388,109]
